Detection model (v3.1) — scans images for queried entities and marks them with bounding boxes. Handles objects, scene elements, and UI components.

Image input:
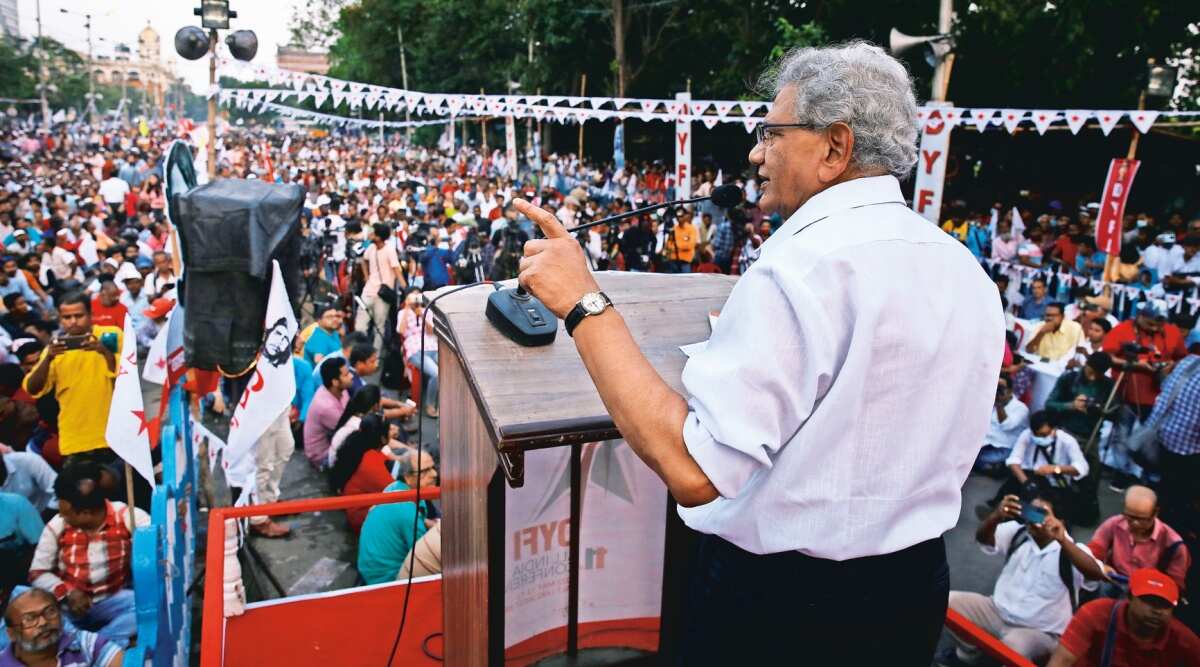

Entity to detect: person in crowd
[357,222,403,350]
[663,208,698,273]
[1103,300,1188,491]
[0,492,43,594]
[1075,238,1107,279]
[302,357,352,469]
[1045,352,1115,442]
[143,252,175,299]
[1147,353,1200,536]
[1088,485,1191,594]
[0,450,55,516]
[1020,278,1052,320]
[988,411,1089,520]
[21,293,120,485]
[1047,568,1200,667]
[978,375,1029,476]
[396,293,439,419]
[248,405,295,539]
[939,491,1105,666]
[1068,317,1111,368]
[357,449,438,585]
[86,280,125,330]
[30,463,147,648]
[1025,303,1084,363]
[1,587,124,667]
[327,384,385,467]
[0,296,50,343]
[1162,234,1200,292]
[328,415,404,534]
[302,304,343,366]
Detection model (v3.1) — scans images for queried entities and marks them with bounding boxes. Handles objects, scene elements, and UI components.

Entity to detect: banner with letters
[912,102,954,223]
[504,441,667,661]
[1094,158,1139,257]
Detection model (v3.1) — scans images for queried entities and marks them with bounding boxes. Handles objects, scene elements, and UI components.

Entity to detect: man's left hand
[1034,464,1057,476]
[514,199,600,319]
[1041,515,1068,542]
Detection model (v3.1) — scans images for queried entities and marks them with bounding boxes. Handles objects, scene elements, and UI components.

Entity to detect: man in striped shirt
[28,463,147,648]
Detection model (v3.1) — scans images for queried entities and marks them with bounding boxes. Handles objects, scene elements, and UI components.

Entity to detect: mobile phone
[57,334,89,350]
[1020,503,1047,526]
[1108,572,1129,585]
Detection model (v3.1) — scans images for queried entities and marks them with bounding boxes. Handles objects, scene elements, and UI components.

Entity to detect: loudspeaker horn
[888,28,952,57]
[225,30,259,62]
[174,26,210,61]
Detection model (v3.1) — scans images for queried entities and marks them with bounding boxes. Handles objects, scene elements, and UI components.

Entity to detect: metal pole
[86,13,95,127]
[35,0,49,127]
[930,0,954,101]
[397,25,411,140]
[1127,89,1146,160]
[577,74,586,159]
[207,29,218,180]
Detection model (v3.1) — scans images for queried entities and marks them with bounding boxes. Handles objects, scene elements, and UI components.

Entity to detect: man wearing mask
[1142,232,1181,281]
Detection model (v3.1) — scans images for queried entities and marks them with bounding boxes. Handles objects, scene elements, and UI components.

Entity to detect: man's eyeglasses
[755,122,819,146]
[1122,512,1155,524]
[15,604,59,629]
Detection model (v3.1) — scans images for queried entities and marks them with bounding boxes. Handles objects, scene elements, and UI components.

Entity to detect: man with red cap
[1048,568,1200,666]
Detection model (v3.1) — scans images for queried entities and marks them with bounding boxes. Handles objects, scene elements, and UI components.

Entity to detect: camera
[1121,342,1150,356]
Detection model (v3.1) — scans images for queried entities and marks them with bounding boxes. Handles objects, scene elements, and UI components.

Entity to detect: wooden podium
[432,272,736,666]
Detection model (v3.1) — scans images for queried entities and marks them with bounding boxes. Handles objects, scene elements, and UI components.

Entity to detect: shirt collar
[772,175,907,242]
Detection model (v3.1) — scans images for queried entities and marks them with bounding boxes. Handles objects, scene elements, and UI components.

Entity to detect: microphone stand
[564,193,713,235]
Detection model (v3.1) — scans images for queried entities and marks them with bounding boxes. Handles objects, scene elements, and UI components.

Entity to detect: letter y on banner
[224,261,298,489]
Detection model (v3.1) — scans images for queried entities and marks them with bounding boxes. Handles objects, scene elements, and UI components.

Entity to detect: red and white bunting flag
[312,91,329,108]
[588,98,607,109]
[1064,110,1089,134]
[944,107,963,125]
[328,79,346,93]
[1001,109,1024,133]
[701,117,719,130]
[445,96,464,115]
[739,101,765,116]
[971,108,996,132]
[742,118,758,133]
[613,97,632,110]
[1129,110,1159,134]
[1095,111,1122,136]
[714,102,734,118]
[639,100,658,114]
[106,317,154,484]
[917,108,929,124]
[331,91,346,108]
[1031,110,1057,135]
[224,261,298,488]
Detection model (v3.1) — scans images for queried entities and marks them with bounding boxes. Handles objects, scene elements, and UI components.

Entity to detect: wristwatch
[564,291,613,337]
[1054,465,1063,476]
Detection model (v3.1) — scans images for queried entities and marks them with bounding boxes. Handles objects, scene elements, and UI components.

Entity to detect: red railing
[200,487,441,667]
[944,608,1037,667]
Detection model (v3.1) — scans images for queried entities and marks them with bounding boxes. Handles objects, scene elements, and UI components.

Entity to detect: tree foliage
[324,0,1199,108]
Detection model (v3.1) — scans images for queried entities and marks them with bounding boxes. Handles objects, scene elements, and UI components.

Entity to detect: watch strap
[565,292,611,337]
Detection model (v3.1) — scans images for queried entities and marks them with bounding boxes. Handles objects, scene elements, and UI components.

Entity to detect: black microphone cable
[385,279,492,667]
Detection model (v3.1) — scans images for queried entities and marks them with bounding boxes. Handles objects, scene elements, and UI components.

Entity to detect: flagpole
[125,462,137,530]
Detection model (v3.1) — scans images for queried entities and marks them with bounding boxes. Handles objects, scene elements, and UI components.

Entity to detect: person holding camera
[357,222,403,351]
[490,204,529,282]
[1101,300,1188,490]
[21,293,119,475]
[978,375,1030,476]
[311,204,347,287]
[938,490,1106,666]
[1045,352,1116,442]
[986,411,1090,522]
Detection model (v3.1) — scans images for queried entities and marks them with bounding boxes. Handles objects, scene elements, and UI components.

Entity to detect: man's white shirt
[677,175,1006,559]
[985,520,1100,634]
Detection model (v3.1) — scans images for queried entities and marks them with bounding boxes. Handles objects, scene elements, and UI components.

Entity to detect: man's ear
[817,122,855,184]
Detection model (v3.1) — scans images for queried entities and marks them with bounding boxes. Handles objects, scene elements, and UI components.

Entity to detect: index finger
[513,198,570,240]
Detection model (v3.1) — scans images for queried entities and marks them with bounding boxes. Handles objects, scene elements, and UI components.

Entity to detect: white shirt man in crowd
[978,376,1030,475]
[941,493,1105,666]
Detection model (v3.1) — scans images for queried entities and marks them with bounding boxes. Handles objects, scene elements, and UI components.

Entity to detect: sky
[17,0,305,92]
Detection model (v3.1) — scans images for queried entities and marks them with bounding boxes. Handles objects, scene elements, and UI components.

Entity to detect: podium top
[431,271,736,455]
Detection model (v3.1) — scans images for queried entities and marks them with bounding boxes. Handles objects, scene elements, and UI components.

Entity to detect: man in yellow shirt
[665,207,698,273]
[1025,303,1083,362]
[24,291,121,467]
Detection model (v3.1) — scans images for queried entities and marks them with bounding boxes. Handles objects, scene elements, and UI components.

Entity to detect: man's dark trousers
[679,533,949,665]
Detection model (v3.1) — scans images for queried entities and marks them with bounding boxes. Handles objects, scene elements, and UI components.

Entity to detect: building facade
[90,23,178,111]
[277,46,330,75]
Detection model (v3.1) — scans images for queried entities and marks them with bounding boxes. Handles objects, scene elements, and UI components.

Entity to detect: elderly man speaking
[515,42,1004,664]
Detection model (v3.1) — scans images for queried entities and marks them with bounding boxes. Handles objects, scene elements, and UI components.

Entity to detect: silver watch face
[581,292,607,315]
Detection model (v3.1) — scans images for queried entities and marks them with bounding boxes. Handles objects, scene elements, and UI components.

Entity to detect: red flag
[1095,158,1140,256]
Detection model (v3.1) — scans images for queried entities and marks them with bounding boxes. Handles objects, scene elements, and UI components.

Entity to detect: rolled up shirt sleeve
[680,264,837,499]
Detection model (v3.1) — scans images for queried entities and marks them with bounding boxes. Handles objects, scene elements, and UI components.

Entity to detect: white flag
[142,306,176,385]
[1096,111,1123,136]
[1129,110,1159,134]
[1000,109,1024,134]
[1064,110,1090,135]
[970,108,996,132]
[224,261,297,489]
[1030,111,1057,135]
[106,317,155,484]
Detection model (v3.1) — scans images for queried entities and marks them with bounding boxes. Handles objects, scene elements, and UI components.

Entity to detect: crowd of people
[0,114,1196,666]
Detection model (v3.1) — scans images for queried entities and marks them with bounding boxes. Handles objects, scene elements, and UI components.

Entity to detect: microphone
[485,184,744,348]
[564,184,744,235]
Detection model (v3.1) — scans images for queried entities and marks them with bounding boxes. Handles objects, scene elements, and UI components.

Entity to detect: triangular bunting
[1129,110,1159,134]
[1064,110,1089,134]
[971,108,996,132]
[701,117,719,130]
[1001,109,1024,133]
[1096,111,1122,136]
[713,102,734,118]
[639,100,658,113]
[1031,110,1056,135]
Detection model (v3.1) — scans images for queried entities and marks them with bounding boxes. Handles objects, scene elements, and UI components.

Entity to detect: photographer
[490,204,529,282]
[21,291,123,486]
[988,411,1089,522]
[1101,300,1188,490]
[311,204,347,287]
[1045,352,1116,442]
[453,229,489,284]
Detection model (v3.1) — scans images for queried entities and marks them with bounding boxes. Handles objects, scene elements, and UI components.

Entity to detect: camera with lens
[1120,342,1150,357]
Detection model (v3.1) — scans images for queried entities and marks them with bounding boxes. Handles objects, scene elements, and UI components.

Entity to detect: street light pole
[85,12,96,127]
[34,0,49,127]
[207,29,218,179]
[397,25,411,140]
[930,0,955,101]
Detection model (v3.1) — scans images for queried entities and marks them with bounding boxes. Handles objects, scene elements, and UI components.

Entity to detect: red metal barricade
[200,487,441,667]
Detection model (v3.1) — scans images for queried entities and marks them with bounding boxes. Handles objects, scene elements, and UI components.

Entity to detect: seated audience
[1088,486,1190,593]
[1025,303,1084,363]
[0,451,56,515]
[978,375,1029,476]
[328,415,405,534]
[1047,568,1200,667]
[941,490,1104,666]
[989,411,1089,519]
[327,385,383,468]
[357,450,438,585]
[0,492,43,593]
[29,463,148,648]
[302,357,351,470]
[1044,352,1115,441]
[1,587,123,667]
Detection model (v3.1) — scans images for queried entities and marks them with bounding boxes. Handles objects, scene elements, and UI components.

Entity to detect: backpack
[1005,526,1079,611]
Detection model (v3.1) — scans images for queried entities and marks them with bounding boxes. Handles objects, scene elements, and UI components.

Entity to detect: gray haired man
[511,41,1004,664]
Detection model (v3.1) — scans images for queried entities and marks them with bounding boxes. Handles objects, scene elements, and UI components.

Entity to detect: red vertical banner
[1094,158,1140,256]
